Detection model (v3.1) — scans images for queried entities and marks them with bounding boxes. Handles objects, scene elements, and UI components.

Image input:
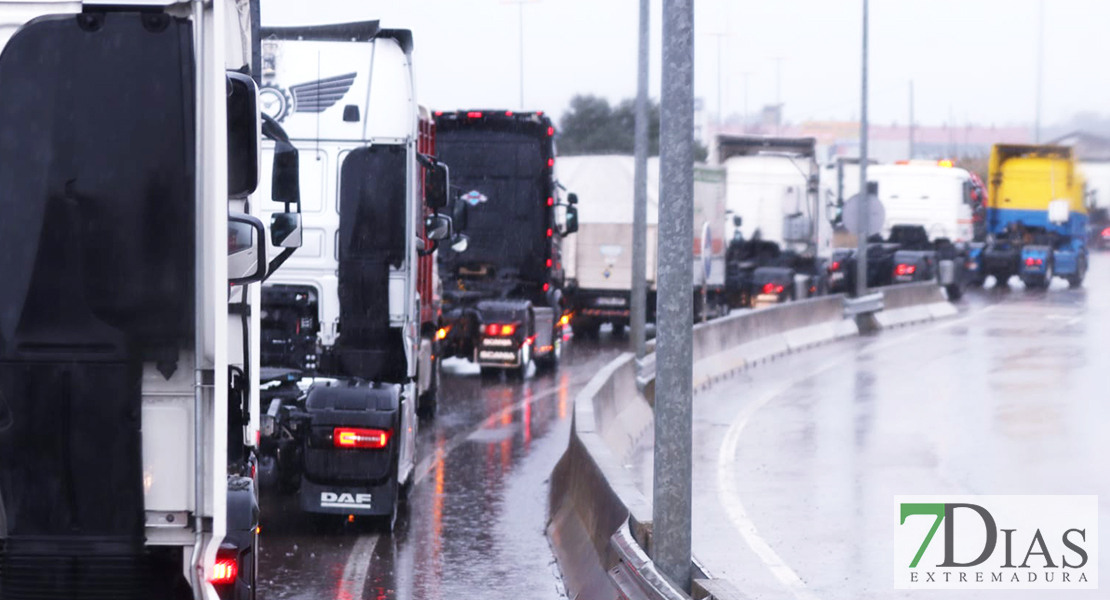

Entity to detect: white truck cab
[869,160,977,243]
[253,20,451,526]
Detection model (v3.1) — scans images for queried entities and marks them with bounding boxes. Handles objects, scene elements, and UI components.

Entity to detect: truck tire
[535,330,562,372]
[1067,257,1086,288]
[575,319,600,339]
[511,341,532,379]
[417,354,438,419]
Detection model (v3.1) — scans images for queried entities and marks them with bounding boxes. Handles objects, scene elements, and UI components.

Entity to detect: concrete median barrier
[549,283,956,600]
[871,282,958,329]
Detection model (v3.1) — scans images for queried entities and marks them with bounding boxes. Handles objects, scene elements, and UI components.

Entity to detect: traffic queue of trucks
[0,2,1096,596]
[553,136,1095,334]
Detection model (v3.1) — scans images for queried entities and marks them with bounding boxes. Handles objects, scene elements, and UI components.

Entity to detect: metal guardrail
[843,292,883,317]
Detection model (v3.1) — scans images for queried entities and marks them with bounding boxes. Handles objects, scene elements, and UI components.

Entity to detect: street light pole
[503,0,540,109]
[908,80,915,159]
[631,0,649,360]
[1035,0,1044,143]
[856,0,870,299]
[654,0,694,591]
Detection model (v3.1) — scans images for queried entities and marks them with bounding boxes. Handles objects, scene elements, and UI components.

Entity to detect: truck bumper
[476,337,524,368]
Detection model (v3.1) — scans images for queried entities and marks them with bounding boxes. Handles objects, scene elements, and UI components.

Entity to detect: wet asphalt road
[257,333,623,600]
[634,253,1110,599]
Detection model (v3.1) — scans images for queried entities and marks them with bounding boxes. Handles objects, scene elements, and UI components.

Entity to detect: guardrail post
[654,0,694,591]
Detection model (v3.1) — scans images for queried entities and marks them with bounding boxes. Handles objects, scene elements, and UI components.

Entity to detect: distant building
[1047,131,1110,161]
[713,120,1032,164]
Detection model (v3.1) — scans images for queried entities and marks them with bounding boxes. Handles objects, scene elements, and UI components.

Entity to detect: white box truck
[558,155,727,336]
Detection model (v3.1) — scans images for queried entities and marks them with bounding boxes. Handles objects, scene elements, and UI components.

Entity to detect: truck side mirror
[564,205,579,234]
[567,192,578,205]
[227,72,260,199]
[425,214,453,241]
[418,154,450,210]
[229,212,267,285]
[271,139,301,206]
[271,213,303,248]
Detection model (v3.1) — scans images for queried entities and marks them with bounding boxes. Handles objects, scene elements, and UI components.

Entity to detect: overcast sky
[265,0,1110,129]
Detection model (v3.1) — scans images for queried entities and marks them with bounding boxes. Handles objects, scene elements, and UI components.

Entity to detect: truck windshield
[436,129,549,278]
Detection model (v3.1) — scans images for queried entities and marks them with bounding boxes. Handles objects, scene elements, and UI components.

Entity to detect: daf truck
[434,110,577,376]
[979,144,1088,288]
[0,0,303,598]
[253,22,453,528]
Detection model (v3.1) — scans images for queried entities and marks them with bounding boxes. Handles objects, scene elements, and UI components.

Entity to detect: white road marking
[714,307,995,600]
[336,534,379,600]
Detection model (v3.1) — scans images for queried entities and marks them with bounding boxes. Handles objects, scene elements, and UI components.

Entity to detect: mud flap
[298,478,398,517]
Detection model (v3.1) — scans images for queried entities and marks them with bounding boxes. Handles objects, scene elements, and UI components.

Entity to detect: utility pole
[631,0,649,360]
[908,80,915,159]
[855,0,870,299]
[654,0,694,591]
[772,56,785,133]
[502,0,540,109]
[741,71,751,132]
[704,33,728,129]
[1035,0,1044,142]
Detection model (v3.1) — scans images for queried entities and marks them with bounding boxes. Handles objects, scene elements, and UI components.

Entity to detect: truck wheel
[511,343,532,379]
[1067,257,1086,288]
[575,319,600,339]
[536,332,562,372]
[417,355,438,419]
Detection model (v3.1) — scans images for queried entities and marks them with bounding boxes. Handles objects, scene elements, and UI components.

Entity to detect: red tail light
[505,110,514,116]
[829,261,841,272]
[547,197,554,206]
[1025,257,1043,267]
[547,126,555,136]
[434,110,443,116]
[485,323,517,336]
[894,263,917,276]
[1102,226,1110,238]
[761,282,785,295]
[334,428,390,449]
[209,558,238,585]
[467,111,483,119]
[546,258,553,267]
[547,158,555,168]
